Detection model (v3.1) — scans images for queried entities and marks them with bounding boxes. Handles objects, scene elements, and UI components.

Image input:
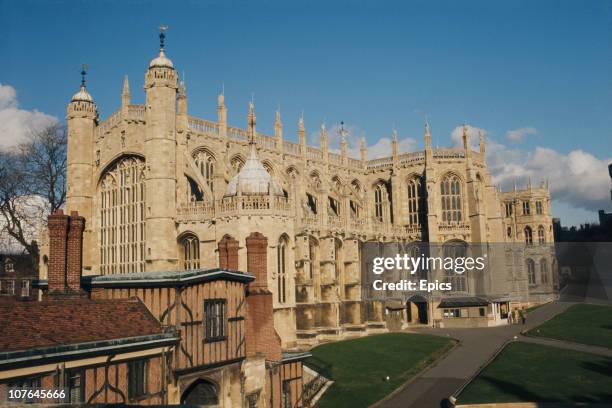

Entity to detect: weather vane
[159,24,169,50]
[80,64,88,87]
[339,120,348,142]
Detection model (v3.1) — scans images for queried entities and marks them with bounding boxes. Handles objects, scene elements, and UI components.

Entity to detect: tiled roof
[0,298,165,353]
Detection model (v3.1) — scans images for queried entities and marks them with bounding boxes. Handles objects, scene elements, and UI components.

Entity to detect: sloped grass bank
[305,332,454,408]
[459,342,612,404]
[527,303,612,348]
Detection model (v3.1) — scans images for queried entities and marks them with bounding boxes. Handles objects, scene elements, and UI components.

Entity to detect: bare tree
[0,124,67,265]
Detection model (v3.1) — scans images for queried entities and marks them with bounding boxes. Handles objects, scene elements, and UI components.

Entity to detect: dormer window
[4,259,14,274]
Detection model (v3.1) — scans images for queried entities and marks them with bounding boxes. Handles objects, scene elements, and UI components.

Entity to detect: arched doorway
[406,294,429,325]
[181,379,219,406]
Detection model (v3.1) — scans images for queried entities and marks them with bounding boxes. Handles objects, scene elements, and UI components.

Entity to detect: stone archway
[407,294,429,325]
[181,378,219,406]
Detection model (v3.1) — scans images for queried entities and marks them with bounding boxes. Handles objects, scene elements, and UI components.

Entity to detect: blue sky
[1,0,611,226]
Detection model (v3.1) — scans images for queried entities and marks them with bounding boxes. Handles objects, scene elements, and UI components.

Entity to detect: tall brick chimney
[47,209,69,293]
[245,232,282,361]
[47,210,85,298]
[218,235,239,270]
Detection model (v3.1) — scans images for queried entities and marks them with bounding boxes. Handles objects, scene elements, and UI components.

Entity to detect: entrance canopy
[438,296,490,308]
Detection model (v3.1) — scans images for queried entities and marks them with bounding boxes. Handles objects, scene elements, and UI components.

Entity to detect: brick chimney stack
[47,209,86,298]
[245,232,282,361]
[47,210,69,293]
[67,211,85,292]
[218,235,239,270]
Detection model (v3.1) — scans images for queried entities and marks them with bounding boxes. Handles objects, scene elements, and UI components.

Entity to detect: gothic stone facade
[43,41,557,348]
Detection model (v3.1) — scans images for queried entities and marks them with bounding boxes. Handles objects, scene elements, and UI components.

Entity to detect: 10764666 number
[8,388,66,400]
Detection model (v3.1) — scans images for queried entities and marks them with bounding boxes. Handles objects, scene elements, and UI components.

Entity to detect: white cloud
[505,127,537,142]
[362,137,416,159]
[450,124,486,149]
[0,84,58,150]
[485,139,611,212]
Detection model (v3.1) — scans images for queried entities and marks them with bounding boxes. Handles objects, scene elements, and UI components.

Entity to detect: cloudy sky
[1,0,611,227]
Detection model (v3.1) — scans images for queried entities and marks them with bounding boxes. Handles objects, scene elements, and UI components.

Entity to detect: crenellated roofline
[96,106,487,173]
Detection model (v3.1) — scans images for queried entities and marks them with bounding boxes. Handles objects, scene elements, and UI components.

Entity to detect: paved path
[519,334,612,357]
[375,301,574,408]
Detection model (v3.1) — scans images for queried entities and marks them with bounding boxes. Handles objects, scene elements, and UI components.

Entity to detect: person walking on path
[520,308,526,325]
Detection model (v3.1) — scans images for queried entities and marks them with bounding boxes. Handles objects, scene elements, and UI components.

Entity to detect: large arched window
[193,150,215,192]
[100,156,146,275]
[524,226,533,245]
[443,240,468,292]
[440,173,462,223]
[540,258,548,284]
[527,258,536,285]
[538,226,545,244]
[407,177,425,226]
[181,234,200,270]
[277,236,288,304]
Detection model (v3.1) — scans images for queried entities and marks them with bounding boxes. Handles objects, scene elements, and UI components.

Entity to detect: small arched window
[194,150,215,191]
[181,234,200,270]
[374,182,391,223]
[440,174,462,223]
[524,226,533,245]
[538,226,545,244]
[540,258,548,284]
[277,236,288,304]
[507,226,512,238]
[527,258,536,285]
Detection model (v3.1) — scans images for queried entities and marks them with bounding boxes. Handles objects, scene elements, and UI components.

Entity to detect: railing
[366,156,393,170]
[176,201,214,221]
[255,133,276,150]
[328,152,342,166]
[283,140,301,156]
[432,148,465,159]
[97,109,122,136]
[399,151,425,164]
[127,104,145,120]
[177,196,292,221]
[347,157,362,168]
[188,117,220,135]
[438,223,471,232]
[306,146,323,161]
[302,357,332,408]
[227,126,248,141]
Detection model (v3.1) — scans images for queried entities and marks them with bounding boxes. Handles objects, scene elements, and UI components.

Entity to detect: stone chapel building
[39,31,557,349]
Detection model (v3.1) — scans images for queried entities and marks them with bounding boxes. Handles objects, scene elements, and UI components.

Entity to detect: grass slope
[305,332,454,408]
[459,342,612,404]
[528,304,612,348]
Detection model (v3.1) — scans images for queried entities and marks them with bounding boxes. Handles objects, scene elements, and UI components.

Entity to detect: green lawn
[459,342,612,404]
[305,333,454,408]
[527,304,612,348]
